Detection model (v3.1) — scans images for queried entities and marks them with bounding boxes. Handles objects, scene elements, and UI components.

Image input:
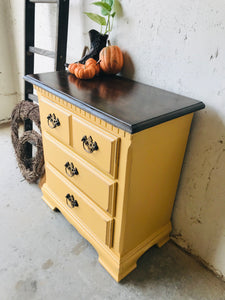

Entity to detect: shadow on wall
[121,51,135,79]
[172,108,225,277]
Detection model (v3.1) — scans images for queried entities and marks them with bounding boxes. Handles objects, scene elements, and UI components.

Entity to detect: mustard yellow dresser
[24,72,204,281]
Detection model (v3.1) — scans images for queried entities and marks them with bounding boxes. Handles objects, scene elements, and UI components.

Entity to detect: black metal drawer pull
[65,194,78,208]
[64,162,79,177]
[81,135,98,153]
[47,113,60,128]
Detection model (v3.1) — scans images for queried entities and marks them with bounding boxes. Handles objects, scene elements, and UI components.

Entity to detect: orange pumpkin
[99,45,123,74]
[75,66,95,80]
[68,63,81,74]
[68,58,99,80]
[74,58,97,80]
[85,58,100,75]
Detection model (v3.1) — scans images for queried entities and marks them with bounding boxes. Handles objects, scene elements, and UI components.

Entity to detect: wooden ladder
[24,0,70,155]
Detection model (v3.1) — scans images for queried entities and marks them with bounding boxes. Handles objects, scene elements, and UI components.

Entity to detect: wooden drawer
[46,163,114,248]
[43,132,117,216]
[72,115,120,178]
[39,96,71,145]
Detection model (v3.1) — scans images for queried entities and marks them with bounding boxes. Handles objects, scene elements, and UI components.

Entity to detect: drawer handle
[64,162,79,177]
[81,135,98,153]
[47,113,60,129]
[65,194,78,208]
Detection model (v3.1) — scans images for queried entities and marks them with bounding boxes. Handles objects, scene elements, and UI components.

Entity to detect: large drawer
[39,96,71,145]
[43,132,117,216]
[46,163,114,248]
[72,115,120,178]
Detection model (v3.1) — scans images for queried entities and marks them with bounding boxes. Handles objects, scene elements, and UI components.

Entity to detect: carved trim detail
[35,85,130,139]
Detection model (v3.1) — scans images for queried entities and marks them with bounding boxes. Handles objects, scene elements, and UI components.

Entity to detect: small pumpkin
[85,58,100,75]
[72,58,100,80]
[68,63,81,74]
[74,65,95,80]
[99,45,123,75]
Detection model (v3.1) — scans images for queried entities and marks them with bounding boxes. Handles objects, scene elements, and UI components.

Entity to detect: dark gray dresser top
[24,71,205,133]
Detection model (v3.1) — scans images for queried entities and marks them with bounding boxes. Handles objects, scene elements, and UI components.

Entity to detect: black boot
[78,29,108,64]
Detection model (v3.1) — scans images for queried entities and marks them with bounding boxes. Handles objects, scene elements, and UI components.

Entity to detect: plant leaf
[92,1,111,11]
[103,0,113,8]
[83,12,106,25]
[112,0,122,15]
[111,11,116,17]
[101,8,110,16]
[92,1,111,16]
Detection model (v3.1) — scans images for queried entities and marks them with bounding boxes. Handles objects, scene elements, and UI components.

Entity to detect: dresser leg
[157,235,170,248]
[98,235,171,281]
[42,195,59,211]
[98,224,172,281]
[98,254,137,282]
[42,184,59,211]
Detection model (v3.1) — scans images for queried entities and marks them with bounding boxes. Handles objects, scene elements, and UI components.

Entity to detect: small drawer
[46,163,114,248]
[43,132,117,216]
[39,96,71,145]
[72,115,120,178]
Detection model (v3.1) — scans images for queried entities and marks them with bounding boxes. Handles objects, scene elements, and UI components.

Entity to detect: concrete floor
[1,124,225,300]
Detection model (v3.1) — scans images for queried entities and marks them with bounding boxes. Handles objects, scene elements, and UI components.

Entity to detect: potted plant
[67,0,123,79]
[79,0,117,64]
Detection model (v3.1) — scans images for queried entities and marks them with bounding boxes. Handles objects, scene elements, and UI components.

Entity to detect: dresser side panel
[120,113,193,254]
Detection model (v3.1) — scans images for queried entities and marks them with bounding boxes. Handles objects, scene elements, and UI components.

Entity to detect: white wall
[0,0,19,123]
[9,0,225,278]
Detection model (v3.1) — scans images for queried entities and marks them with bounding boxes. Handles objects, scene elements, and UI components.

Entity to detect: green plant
[84,0,118,35]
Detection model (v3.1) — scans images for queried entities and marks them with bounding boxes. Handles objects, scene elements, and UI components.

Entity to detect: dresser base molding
[42,183,171,281]
[99,223,171,281]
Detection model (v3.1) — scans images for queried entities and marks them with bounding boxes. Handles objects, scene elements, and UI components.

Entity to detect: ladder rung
[29,0,57,3]
[28,46,55,58]
[28,94,38,103]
